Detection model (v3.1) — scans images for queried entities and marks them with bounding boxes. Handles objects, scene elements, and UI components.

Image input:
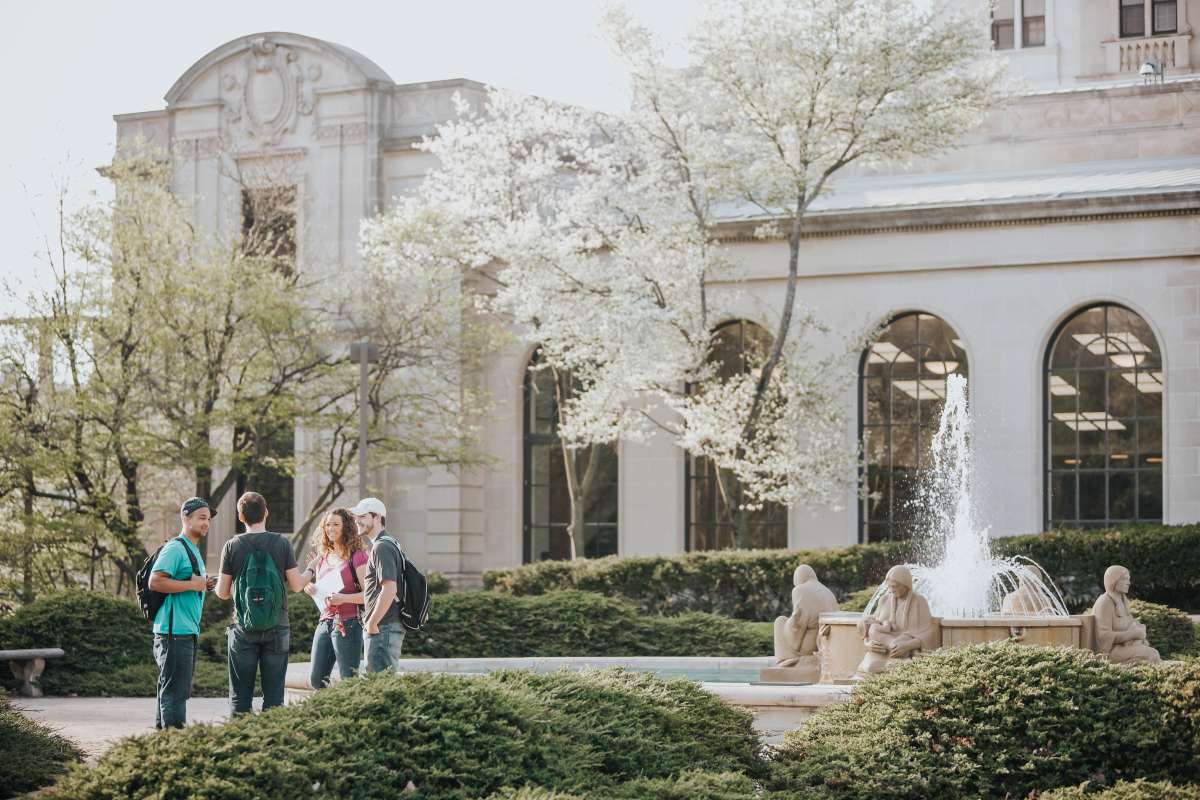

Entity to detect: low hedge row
[46,668,763,799]
[406,591,771,658]
[1,587,771,696]
[0,695,83,799]
[0,590,318,696]
[769,643,1200,799]
[484,524,1200,619]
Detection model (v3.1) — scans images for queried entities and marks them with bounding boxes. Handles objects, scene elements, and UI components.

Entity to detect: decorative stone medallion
[222,36,317,147]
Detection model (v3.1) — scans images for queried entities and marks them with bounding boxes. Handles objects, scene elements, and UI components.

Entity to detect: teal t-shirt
[151,536,206,636]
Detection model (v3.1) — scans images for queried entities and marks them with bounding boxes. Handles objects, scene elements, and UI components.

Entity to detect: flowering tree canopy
[363,0,1003,555]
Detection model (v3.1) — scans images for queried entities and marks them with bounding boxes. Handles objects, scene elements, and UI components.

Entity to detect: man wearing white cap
[351,497,405,672]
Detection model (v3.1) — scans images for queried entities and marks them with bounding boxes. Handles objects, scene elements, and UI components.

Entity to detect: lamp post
[349,338,379,498]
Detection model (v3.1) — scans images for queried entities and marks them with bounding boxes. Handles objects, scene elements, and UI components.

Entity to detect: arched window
[685,320,788,550]
[522,349,618,562]
[859,312,968,543]
[1045,304,1163,528]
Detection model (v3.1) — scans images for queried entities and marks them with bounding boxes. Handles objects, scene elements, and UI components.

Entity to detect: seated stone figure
[856,565,939,676]
[1092,565,1160,665]
[1000,564,1054,616]
[771,564,839,680]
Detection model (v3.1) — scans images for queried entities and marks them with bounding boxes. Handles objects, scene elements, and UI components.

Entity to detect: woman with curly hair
[303,507,369,688]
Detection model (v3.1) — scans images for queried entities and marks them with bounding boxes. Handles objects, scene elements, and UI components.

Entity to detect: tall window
[1153,0,1178,34]
[686,321,788,550]
[1121,0,1147,37]
[523,350,618,562]
[235,425,295,535]
[993,0,1015,49]
[1045,304,1163,529]
[242,186,296,276]
[859,313,968,543]
[1023,0,1046,46]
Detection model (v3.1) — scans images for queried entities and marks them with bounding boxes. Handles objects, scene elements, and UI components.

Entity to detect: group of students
[145,491,407,729]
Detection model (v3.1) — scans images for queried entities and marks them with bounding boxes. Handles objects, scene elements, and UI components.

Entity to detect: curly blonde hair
[317,507,364,562]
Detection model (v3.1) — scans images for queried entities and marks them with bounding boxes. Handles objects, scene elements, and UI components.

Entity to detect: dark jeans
[153,633,197,729]
[364,621,405,673]
[227,624,290,715]
[309,617,363,688]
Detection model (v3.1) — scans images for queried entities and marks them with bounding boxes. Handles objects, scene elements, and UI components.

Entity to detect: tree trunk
[21,477,35,605]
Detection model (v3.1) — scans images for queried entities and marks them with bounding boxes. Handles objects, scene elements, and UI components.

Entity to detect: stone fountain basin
[818,611,1094,683]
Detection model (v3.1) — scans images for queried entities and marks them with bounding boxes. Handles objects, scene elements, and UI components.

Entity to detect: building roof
[714,156,1200,223]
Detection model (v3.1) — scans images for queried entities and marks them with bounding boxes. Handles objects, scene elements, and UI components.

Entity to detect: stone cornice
[714,191,1200,241]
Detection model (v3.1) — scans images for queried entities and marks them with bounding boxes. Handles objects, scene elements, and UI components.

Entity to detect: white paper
[310,567,346,612]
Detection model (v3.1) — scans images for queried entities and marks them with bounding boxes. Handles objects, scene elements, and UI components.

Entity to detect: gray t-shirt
[364,533,403,627]
[219,531,297,629]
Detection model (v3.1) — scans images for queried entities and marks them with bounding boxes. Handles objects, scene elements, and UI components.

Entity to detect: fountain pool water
[862,374,1068,620]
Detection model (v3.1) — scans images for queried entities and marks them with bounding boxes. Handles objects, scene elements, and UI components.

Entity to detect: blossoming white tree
[365,0,1004,558]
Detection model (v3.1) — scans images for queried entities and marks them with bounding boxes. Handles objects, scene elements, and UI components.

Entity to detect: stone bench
[1,648,64,697]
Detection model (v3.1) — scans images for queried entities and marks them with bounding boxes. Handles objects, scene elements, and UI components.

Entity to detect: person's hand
[205,576,218,591]
[303,583,317,596]
[888,643,907,659]
[327,592,347,606]
[188,575,208,592]
[868,640,888,654]
[366,621,380,636]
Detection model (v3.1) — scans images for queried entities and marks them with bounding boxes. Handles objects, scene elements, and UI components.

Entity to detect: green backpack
[234,536,285,632]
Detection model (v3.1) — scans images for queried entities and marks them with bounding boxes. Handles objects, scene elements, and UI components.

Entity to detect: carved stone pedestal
[9,657,47,697]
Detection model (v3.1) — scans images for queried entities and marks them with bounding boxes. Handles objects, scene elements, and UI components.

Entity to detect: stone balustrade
[1104,33,1193,74]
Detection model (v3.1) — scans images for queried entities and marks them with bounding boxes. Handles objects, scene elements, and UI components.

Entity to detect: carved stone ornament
[221,36,317,147]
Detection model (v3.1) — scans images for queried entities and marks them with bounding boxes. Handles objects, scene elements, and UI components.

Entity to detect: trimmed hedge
[0,589,313,696]
[405,590,771,658]
[1045,781,1200,799]
[0,589,147,695]
[484,524,1200,619]
[839,586,880,612]
[769,644,1199,799]
[0,695,83,799]
[1128,600,1198,659]
[46,668,761,799]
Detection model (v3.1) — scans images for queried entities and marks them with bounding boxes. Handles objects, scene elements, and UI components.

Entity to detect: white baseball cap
[350,497,387,517]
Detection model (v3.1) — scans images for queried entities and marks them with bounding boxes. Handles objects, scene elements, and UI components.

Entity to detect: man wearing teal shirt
[148,497,216,729]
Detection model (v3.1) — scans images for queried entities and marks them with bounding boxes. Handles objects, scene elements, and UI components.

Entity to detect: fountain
[814,374,1092,683]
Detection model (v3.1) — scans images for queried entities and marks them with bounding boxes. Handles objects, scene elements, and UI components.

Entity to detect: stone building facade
[117,6,1200,579]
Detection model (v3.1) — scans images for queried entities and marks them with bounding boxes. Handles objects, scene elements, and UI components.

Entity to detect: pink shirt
[316,550,369,620]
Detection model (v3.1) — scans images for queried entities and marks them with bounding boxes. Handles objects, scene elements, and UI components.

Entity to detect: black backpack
[136,537,201,630]
[378,536,431,631]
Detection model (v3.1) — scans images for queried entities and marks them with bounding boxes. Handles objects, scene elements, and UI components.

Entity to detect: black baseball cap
[181,497,216,517]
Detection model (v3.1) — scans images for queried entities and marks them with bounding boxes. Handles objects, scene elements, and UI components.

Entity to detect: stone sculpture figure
[772,565,839,678]
[856,565,939,676]
[1092,565,1160,664]
[1000,565,1054,616]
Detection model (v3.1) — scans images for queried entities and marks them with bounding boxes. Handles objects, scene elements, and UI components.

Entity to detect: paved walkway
[11,697,232,760]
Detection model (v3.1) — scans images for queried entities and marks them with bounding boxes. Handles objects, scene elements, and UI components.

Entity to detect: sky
[0,0,701,316]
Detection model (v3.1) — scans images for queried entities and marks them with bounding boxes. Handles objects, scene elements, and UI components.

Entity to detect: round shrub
[48,668,761,799]
[490,770,760,800]
[489,670,764,782]
[770,643,1179,799]
[1128,600,1197,659]
[0,695,83,799]
[407,590,770,658]
[1044,780,1200,799]
[0,589,146,694]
